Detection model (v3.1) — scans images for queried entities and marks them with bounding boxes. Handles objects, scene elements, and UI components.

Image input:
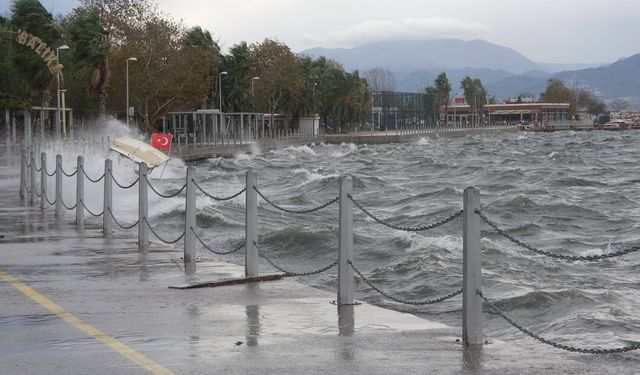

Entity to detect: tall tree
[364,68,396,92]
[9,0,61,106]
[425,72,451,124]
[540,79,576,117]
[250,39,297,132]
[67,7,110,116]
[460,76,487,123]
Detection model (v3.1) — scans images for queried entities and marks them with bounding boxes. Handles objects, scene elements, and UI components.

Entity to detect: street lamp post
[55,45,69,139]
[251,76,260,95]
[126,57,137,127]
[252,76,260,140]
[218,71,228,113]
[312,82,317,136]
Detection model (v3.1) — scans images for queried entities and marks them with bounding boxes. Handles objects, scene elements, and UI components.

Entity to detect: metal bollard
[19,148,26,200]
[55,154,62,226]
[463,186,483,345]
[40,152,46,209]
[245,170,258,277]
[76,156,84,233]
[184,166,196,274]
[103,159,113,238]
[138,162,149,252]
[29,150,36,205]
[337,175,354,305]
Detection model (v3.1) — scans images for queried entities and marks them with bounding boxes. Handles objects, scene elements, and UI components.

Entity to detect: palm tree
[68,7,110,117]
[10,0,61,107]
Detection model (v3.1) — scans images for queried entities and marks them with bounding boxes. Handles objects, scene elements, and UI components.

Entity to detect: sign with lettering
[15,29,63,76]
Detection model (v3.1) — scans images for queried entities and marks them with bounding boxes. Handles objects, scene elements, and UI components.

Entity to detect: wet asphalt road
[1,156,639,374]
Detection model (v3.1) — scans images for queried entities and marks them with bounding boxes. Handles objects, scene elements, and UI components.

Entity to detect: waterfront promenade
[0,156,637,374]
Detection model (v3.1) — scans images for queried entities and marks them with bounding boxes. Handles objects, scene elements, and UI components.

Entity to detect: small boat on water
[601,119,631,130]
[110,137,170,171]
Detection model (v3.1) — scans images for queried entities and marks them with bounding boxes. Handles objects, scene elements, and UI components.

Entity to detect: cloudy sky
[2,0,639,64]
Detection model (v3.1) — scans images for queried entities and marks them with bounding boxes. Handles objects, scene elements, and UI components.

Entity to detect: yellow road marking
[0,268,175,375]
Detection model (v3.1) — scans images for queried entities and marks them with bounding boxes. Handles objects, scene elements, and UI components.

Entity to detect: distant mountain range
[300,39,639,104]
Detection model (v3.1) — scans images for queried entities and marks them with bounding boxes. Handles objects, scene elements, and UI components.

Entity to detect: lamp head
[127,57,138,62]
[57,44,69,50]
[220,71,228,76]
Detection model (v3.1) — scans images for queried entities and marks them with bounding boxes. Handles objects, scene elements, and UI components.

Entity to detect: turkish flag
[151,133,172,151]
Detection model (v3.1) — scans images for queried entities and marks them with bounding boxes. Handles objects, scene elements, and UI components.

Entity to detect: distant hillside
[554,54,640,98]
[486,54,640,100]
[301,39,639,103]
[301,39,542,74]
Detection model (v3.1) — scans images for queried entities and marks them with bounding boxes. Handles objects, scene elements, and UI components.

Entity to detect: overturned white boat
[110,137,170,170]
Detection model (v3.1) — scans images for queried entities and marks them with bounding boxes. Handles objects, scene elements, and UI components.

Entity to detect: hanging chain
[81,199,103,217]
[349,194,463,232]
[60,165,78,177]
[192,179,246,201]
[109,170,139,189]
[254,186,339,214]
[44,164,56,177]
[475,209,640,261]
[255,241,338,277]
[143,217,185,244]
[32,158,42,172]
[107,207,139,230]
[477,290,640,354]
[144,175,187,198]
[60,197,77,211]
[82,168,105,183]
[191,227,245,255]
[349,260,463,305]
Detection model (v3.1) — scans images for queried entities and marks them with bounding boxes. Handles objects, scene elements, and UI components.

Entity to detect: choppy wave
[68,126,640,345]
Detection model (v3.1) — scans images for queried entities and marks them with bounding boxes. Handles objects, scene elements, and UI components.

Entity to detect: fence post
[463,186,483,345]
[29,149,36,205]
[40,152,46,209]
[76,156,84,233]
[245,170,258,278]
[19,147,26,200]
[55,154,62,226]
[138,162,149,252]
[338,174,354,305]
[184,166,196,274]
[103,159,113,238]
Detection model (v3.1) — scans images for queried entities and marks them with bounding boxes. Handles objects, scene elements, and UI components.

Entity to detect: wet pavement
[1,158,638,374]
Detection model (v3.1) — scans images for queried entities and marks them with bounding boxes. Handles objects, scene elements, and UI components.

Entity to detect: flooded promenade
[0,150,638,374]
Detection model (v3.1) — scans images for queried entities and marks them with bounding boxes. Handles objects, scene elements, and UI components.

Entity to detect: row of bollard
[19,146,484,346]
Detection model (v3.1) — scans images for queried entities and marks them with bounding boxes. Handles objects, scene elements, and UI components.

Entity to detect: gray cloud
[303,17,488,47]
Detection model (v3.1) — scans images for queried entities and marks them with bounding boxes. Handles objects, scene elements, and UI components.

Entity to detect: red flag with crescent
[151,133,173,151]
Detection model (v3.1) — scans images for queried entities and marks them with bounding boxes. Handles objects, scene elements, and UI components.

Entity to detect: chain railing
[107,207,139,230]
[477,290,640,354]
[348,260,463,305]
[191,228,245,255]
[144,175,187,198]
[475,209,640,261]
[143,217,185,244]
[17,150,640,355]
[256,242,338,277]
[349,194,463,232]
[192,178,246,201]
[255,186,339,214]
